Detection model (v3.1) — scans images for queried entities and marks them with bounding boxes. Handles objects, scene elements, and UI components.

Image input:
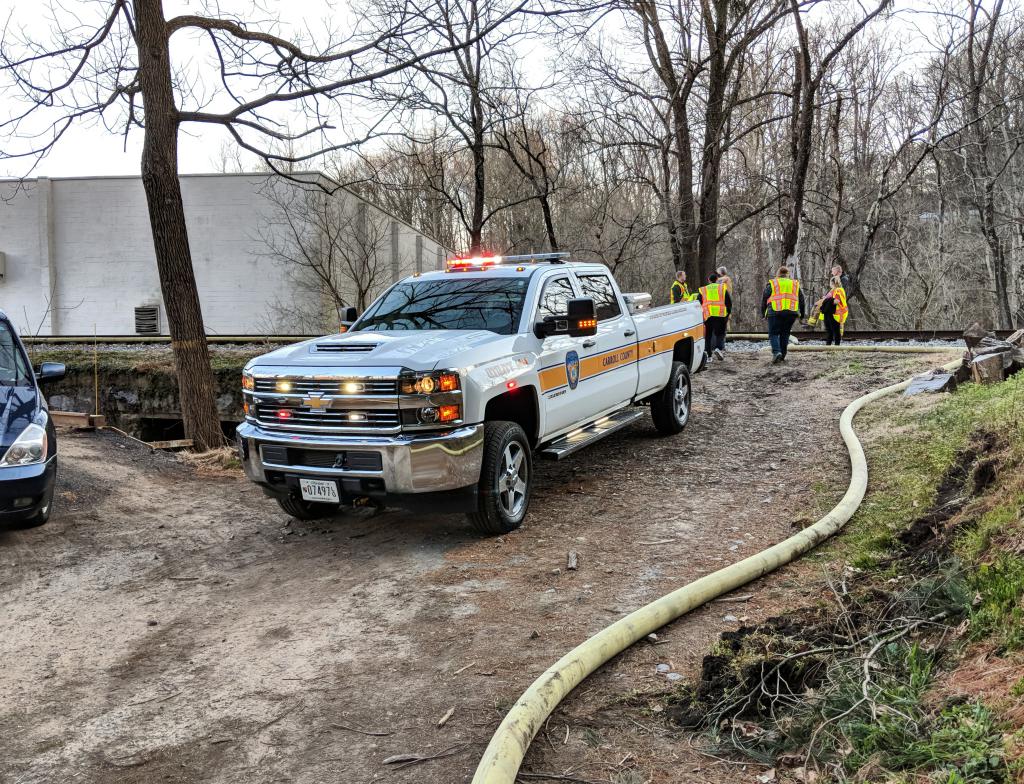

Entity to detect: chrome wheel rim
[673,374,690,424]
[498,442,527,518]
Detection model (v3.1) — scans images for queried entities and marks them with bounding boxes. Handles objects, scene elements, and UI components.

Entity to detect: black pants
[767,313,798,358]
[823,314,842,345]
[705,316,728,354]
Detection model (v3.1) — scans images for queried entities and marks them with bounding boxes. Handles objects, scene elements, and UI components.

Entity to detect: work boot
[713,348,724,361]
[772,353,783,365]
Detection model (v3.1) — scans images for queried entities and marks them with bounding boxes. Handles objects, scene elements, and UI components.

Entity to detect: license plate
[299,478,340,503]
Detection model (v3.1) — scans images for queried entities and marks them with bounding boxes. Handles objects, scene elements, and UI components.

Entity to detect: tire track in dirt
[0,351,956,783]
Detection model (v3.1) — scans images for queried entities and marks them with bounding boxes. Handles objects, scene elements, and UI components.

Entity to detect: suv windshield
[356,278,529,334]
[0,320,32,387]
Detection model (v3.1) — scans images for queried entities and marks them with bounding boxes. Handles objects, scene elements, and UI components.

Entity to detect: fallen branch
[383,743,469,769]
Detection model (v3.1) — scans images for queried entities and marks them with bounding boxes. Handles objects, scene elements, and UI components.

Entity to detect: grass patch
[835,373,1024,568]
[969,556,1024,652]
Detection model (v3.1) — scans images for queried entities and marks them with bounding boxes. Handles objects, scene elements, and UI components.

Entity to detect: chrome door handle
[582,339,597,349]
[624,330,636,337]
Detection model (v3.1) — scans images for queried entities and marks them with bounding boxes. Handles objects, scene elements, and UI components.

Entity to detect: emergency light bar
[445,251,570,272]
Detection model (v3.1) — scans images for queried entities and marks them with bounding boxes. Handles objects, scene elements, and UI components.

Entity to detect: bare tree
[260,181,396,331]
[0,0,526,449]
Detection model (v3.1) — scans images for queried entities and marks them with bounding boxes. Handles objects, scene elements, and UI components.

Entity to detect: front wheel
[468,421,532,536]
[650,362,692,435]
[277,496,341,521]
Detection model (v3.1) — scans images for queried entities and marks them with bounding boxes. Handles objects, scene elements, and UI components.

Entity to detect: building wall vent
[134,304,161,335]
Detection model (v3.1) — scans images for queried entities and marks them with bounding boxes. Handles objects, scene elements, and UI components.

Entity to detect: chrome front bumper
[236,421,484,495]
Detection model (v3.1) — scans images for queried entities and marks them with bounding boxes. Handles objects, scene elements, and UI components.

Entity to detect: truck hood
[0,385,38,455]
[249,330,521,372]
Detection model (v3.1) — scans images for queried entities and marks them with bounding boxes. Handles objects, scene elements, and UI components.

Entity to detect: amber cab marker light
[438,405,461,423]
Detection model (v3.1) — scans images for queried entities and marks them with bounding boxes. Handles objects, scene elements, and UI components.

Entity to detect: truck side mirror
[340,306,359,332]
[535,298,598,339]
[36,362,66,384]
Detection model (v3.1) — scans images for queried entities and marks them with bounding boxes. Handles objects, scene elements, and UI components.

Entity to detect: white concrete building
[0,172,447,336]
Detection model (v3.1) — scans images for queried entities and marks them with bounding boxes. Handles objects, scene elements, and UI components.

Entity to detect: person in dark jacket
[697,272,732,362]
[760,266,806,363]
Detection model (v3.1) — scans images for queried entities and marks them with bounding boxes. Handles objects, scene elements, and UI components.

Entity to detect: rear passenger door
[572,272,639,416]
[534,274,587,437]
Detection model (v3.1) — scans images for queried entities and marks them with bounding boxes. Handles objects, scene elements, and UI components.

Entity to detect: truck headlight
[1,414,48,467]
[400,370,460,395]
[242,370,255,391]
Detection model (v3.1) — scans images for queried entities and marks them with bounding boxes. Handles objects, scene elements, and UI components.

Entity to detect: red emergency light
[446,254,503,272]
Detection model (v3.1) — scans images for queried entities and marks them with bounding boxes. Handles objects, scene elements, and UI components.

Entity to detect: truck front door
[572,272,639,416]
[534,274,590,437]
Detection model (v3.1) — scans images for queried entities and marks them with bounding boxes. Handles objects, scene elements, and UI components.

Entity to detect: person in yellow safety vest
[697,273,732,362]
[670,270,696,304]
[760,266,806,364]
[819,275,849,346]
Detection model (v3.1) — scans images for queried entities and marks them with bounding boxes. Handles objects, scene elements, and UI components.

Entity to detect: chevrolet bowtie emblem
[304,392,330,409]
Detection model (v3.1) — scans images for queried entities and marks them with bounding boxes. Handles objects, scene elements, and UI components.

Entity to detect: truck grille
[260,445,384,472]
[255,406,400,431]
[253,378,398,395]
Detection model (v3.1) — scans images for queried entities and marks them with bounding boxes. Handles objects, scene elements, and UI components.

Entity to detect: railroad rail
[21,329,1014,346]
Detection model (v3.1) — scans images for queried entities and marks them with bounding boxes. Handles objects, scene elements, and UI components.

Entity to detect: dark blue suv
[0,311,65,528]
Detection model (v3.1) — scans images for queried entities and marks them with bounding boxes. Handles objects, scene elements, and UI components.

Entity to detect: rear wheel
[650,362,692,435]
[468,421,531,536]
[277,496,341,521]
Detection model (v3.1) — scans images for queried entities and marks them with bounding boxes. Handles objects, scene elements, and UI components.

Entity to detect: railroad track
[22,329,1014,346]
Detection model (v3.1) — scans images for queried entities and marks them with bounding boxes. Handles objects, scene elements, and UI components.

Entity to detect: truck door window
[577,274,621,321]
[538,276,575,320]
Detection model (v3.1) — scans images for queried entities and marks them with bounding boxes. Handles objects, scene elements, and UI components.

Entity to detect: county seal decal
[565,350,580,391]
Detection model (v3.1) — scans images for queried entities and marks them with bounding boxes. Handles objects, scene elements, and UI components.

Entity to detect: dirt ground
[0,348,959,784]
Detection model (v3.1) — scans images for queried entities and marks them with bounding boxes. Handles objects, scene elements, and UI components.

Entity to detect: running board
[539,409,646,461]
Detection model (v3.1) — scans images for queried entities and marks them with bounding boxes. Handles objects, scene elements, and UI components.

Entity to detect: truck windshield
[0,320,32,387]
[356,278,529,334]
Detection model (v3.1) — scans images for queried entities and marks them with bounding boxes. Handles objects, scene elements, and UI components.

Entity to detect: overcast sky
[0,0,941,180]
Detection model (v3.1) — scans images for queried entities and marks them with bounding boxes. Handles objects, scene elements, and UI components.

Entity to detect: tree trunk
[469,81,486,253]
[135,0,223,450]
[540,194,558,252]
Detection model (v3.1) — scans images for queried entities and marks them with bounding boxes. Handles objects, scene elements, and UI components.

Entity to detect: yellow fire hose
[472,353,962,783]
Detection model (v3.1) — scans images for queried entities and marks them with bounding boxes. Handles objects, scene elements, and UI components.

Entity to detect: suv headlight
[1,413,49,467]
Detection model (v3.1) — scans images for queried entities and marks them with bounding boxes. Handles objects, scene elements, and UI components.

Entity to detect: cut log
[51,411,92,428]
[971,353,1006,384]
[1007,328,1024,347]
[146,439,194,451]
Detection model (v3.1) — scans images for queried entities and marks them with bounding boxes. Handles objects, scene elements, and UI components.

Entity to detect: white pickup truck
[237,254,705,534]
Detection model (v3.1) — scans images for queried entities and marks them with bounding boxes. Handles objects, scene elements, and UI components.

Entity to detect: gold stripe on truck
[539,325,704,393]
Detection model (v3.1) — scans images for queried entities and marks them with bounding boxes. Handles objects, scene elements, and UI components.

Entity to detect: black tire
[650,362,692,435]
[468,421,532,536]
[277,495,341,521]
